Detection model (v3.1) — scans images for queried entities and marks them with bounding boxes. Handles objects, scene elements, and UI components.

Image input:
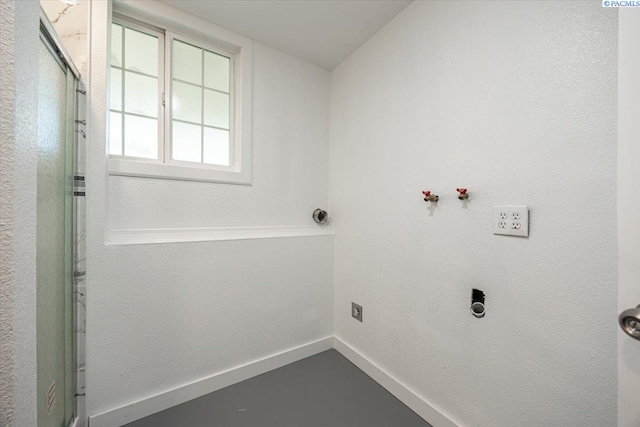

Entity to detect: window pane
[203,127,230,166]
[110,67,122,111]
[204,51,229,92]
[172,121,202,162]
[109,112,123,155]
[124,28,158,76]
[172,81,202,124]
[173,40,202,85]
[124,72,158,117]
[111,23,123,67]
[204,90,229,129]
[124,115,158,159]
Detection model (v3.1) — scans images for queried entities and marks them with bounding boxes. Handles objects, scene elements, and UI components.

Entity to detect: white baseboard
[89,336,458,427]
[333,337,460,427]
[89,336,334,427]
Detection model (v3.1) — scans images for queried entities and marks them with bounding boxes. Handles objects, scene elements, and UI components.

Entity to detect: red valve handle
[422,191,431,196]
[456,188,467,194]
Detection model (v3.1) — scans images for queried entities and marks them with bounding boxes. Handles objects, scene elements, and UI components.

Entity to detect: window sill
[109,158,251,185]
[106,226,334,245]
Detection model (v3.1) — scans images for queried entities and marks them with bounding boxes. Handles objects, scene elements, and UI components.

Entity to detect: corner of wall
[0,0,42,425]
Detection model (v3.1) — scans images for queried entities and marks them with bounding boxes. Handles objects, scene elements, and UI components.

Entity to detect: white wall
[617,9,640,427]
[330,2,618,426]
[87,236,334,416]
[86,1,333,419]
[109,43,330,230]
[0,0,40,426]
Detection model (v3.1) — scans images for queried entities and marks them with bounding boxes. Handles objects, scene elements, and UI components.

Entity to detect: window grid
[169,37,232,167]
[200,48,204,163]
[109,23,125,156]
[173,77,230,96]
[120,24,125,155]
[109,20,163,161]
[110,17,233,168]
[171,118,229,133]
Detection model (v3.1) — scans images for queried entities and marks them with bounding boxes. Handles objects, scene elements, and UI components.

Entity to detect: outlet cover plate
[493,205,529,237]
[352,302,363,322]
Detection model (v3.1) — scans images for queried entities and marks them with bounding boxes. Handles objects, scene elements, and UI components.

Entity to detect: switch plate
[493,206,529,237]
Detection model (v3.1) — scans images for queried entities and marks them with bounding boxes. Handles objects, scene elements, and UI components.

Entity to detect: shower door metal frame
[39,9,85,427]
[40,11,80,80]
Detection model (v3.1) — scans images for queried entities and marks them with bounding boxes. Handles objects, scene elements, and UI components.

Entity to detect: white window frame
[108,12,253,185]
[164,32,236,172]
[109,17,165,163]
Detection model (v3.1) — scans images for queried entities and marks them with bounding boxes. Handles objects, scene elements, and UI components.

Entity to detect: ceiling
[161,0,413,70]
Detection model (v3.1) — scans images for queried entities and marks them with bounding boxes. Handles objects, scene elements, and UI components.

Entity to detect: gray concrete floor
[125,349,432,427]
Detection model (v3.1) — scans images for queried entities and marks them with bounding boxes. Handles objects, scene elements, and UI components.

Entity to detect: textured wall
[86,1,334,417]
[0,0,40,426]
[0,1,16,421]
[329,2,618,426]
[88,236,334,415]
[109,43,330,230]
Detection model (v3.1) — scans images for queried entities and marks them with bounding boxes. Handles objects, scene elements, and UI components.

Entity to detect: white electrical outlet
[493,206,529,237]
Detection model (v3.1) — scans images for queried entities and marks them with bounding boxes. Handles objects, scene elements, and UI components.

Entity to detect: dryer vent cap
[313,209,328,224]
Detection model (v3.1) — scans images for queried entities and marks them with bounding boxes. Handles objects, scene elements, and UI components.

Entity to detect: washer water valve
[456,188,469,201]
[422,191,439,203]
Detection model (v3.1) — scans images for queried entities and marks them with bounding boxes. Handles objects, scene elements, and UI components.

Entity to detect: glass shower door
[36,27,76,427]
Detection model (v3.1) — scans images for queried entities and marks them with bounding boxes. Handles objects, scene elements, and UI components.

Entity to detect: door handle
[619,305,640,340]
